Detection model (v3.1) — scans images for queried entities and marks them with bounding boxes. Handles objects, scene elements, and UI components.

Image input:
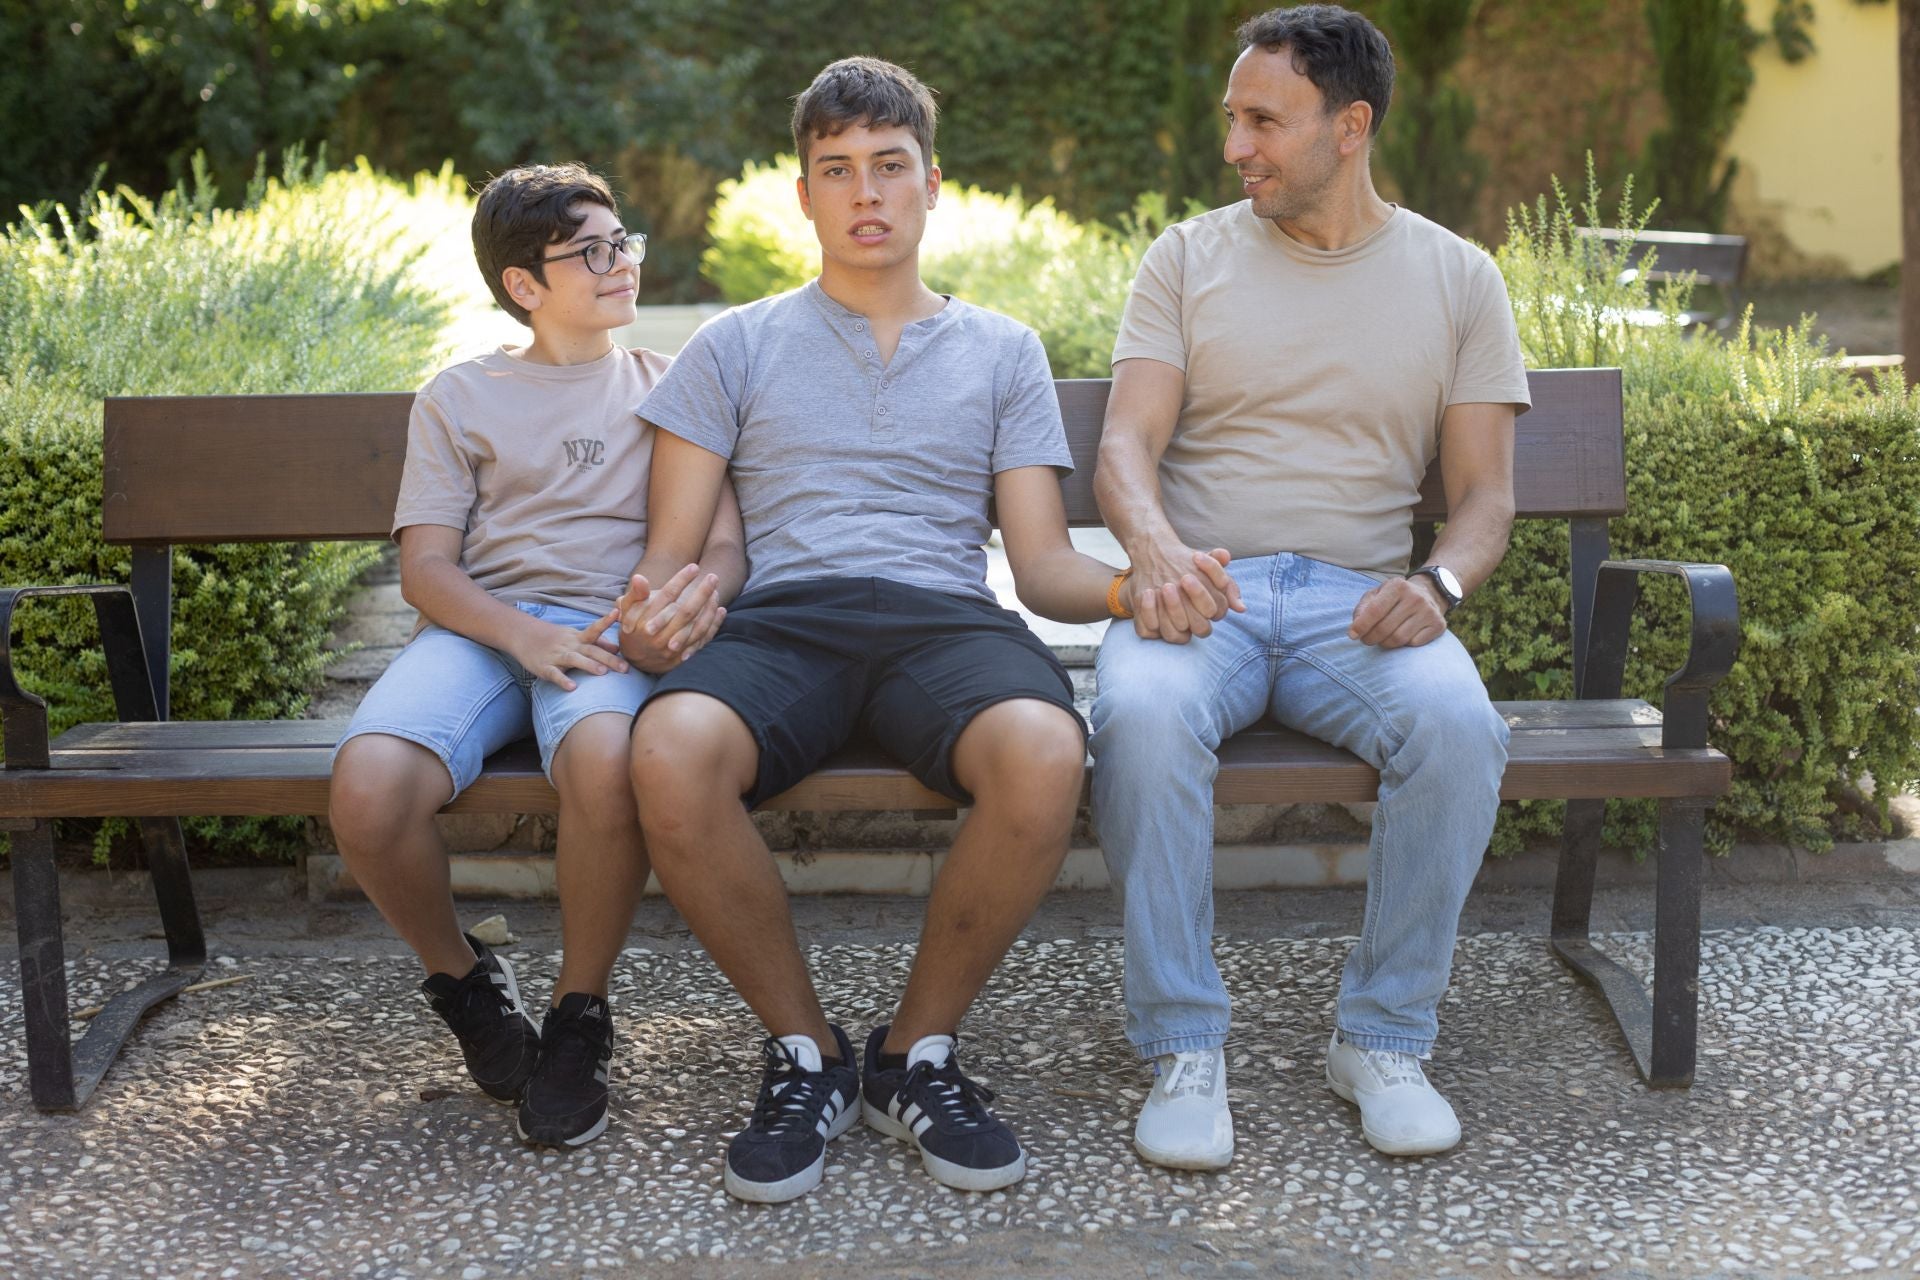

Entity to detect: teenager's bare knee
[954,700,1086,827]
[329,734,452,849]
[553,713,640,826]
[630,693,757,812]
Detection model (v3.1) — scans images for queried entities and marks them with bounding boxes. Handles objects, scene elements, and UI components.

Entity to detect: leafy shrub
[703,156,1186,377]
[0,154,460,860]
[1458,169,1920,853]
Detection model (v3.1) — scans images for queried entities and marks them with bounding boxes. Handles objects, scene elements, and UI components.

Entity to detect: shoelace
[540,1011,607,1081]
[902,1057,996,1133]
[747,1038,833,1138]
[1160,1051,1217,1099]
[438,965,517,1034]
[1358,1047,1427,1090]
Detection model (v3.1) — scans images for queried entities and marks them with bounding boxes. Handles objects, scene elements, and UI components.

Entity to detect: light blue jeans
[1089,553,1508,1059]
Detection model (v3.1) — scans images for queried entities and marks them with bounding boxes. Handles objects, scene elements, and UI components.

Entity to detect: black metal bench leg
[12,819,78,1110]
[138,817,206,969]
[1549,796,1704,1089]
[7,817,203,1112]
[1649,797,1706,1087]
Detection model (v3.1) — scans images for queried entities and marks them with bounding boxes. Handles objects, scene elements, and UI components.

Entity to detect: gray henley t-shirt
[636,280,1071,603]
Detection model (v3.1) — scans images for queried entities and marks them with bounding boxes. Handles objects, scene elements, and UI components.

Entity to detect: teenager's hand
[511,612,629,690]
[618,565,724,673]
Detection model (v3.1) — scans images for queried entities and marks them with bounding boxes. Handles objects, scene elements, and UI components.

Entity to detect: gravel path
[3,920,1918,1278]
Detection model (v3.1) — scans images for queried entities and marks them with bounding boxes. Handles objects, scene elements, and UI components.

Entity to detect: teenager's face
[506,201,640,333]
[1222,46,1350,223]
[796,122,940,276]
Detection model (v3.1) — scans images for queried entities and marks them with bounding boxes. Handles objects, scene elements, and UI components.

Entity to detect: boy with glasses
[328,163,745,1148]
[624,59,1238,1202]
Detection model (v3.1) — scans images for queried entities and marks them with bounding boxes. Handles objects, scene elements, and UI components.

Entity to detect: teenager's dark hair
[471,163,617,325]
[1237,5,1395,135]
[791,56,938,176]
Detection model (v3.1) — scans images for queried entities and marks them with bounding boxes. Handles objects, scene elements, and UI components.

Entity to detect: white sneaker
[1325,1031,1461,1156]
[1132,1048,1234,1170]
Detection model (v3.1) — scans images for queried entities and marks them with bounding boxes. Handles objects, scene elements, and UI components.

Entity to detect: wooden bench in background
[1576,227,1751,331]
[0,369,1739,1111]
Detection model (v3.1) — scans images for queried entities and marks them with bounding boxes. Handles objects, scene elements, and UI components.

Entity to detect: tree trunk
[1903,0,1919,385]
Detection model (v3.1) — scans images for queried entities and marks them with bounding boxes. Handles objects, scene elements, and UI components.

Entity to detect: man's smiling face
[1222,45,1344,224]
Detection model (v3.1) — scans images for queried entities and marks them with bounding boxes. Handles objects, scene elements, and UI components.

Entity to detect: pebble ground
[3,888,1919,1279]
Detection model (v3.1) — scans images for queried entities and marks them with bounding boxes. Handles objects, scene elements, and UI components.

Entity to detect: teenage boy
[624,57,1238,1203]
[328,163,745,1150]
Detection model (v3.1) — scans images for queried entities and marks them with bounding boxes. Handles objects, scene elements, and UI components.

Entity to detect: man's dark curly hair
[1237,5,1395,135]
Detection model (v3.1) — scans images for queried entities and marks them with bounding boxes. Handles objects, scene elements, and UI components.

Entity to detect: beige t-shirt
[1113,203,1531,579]
[394,344,670,616]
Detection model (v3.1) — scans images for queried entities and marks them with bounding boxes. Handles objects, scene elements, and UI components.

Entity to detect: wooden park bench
[1576,227,1751,331]
[0,368,1738,1111]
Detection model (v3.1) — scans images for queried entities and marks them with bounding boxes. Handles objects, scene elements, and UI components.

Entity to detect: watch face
[1433,566,1463,601]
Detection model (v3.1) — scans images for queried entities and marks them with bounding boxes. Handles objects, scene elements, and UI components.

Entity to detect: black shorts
[643,577,1085,807]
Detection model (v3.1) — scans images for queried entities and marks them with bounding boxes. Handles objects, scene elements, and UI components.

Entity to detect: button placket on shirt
[854,318,895,444]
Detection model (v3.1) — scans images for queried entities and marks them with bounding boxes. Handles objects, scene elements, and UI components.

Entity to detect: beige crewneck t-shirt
[394,344,669,616]
[1113,203,1531,579]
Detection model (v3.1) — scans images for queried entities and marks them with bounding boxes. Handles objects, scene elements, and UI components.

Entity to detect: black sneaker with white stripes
[723,1025,859,1203]
[517,992,615,1147]
[420,934,540,1102]
[860,1025,1027,1191]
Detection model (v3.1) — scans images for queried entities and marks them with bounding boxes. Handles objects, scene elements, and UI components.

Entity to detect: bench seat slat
[2,700,1729,818]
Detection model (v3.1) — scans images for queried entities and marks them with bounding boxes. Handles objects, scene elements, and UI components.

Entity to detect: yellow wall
[1725,0,1899,278]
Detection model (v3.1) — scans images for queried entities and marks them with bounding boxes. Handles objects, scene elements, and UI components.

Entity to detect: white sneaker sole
[723,1098,858,1204]
[863,1098,1027,1192]
[516,1108,609,1149]
[1325,1071,1461,1156]
[1133,1132,1234,1171]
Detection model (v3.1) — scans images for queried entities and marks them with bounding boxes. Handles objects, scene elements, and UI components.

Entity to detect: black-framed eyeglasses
[529,232,647,275]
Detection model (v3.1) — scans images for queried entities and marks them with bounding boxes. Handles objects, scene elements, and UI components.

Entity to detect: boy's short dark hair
[790,57,938,177]
[472,164,617,325]
[1238,5,1395,136]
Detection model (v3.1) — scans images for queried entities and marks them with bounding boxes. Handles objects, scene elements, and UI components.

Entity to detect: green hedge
[704,156,1189,378]
[0,155,460,860]
[1455,174,1920,853]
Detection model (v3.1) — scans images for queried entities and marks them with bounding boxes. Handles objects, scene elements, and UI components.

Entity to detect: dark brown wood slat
[101,370,1622,546]
[1062,369,1624,525]
[54,720,354,751]
[8,715,1728,818]
[1412,367,1625,519]
[48,699,1666,755]
[1575,228,1749,285]
[103,394,412,544]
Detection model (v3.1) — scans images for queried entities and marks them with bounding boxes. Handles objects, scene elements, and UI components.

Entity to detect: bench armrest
[1,585,161,771]
[1575,560,1741,750]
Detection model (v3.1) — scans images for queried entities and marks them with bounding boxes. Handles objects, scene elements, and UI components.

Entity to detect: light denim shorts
[335,601,655,796]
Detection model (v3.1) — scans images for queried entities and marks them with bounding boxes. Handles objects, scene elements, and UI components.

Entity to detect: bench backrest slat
[101,367,1623,545]
[1575,227,1749,287]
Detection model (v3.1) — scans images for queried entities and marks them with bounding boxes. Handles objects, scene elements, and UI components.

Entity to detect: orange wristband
[1107,568,1135,620]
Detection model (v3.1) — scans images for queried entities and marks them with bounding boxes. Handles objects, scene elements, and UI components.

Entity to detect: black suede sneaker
[722,1025,859,1204]
[517,992,615,1148]
[861,1025,1026,1191]
[420,934,540,1102]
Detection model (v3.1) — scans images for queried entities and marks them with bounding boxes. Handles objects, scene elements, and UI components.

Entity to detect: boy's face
[502,201,640,333]
[796,122,940,276]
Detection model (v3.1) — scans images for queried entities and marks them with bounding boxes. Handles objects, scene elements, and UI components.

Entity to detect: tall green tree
[1376,0,1487,232]
[1641,0,1756,230]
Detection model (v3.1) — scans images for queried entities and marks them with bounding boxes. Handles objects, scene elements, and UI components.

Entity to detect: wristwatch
[1408,564,1463,614]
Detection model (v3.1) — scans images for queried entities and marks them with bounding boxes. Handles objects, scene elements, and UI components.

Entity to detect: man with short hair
[1091,3,1531,1166]
[624,56,1225,1204]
